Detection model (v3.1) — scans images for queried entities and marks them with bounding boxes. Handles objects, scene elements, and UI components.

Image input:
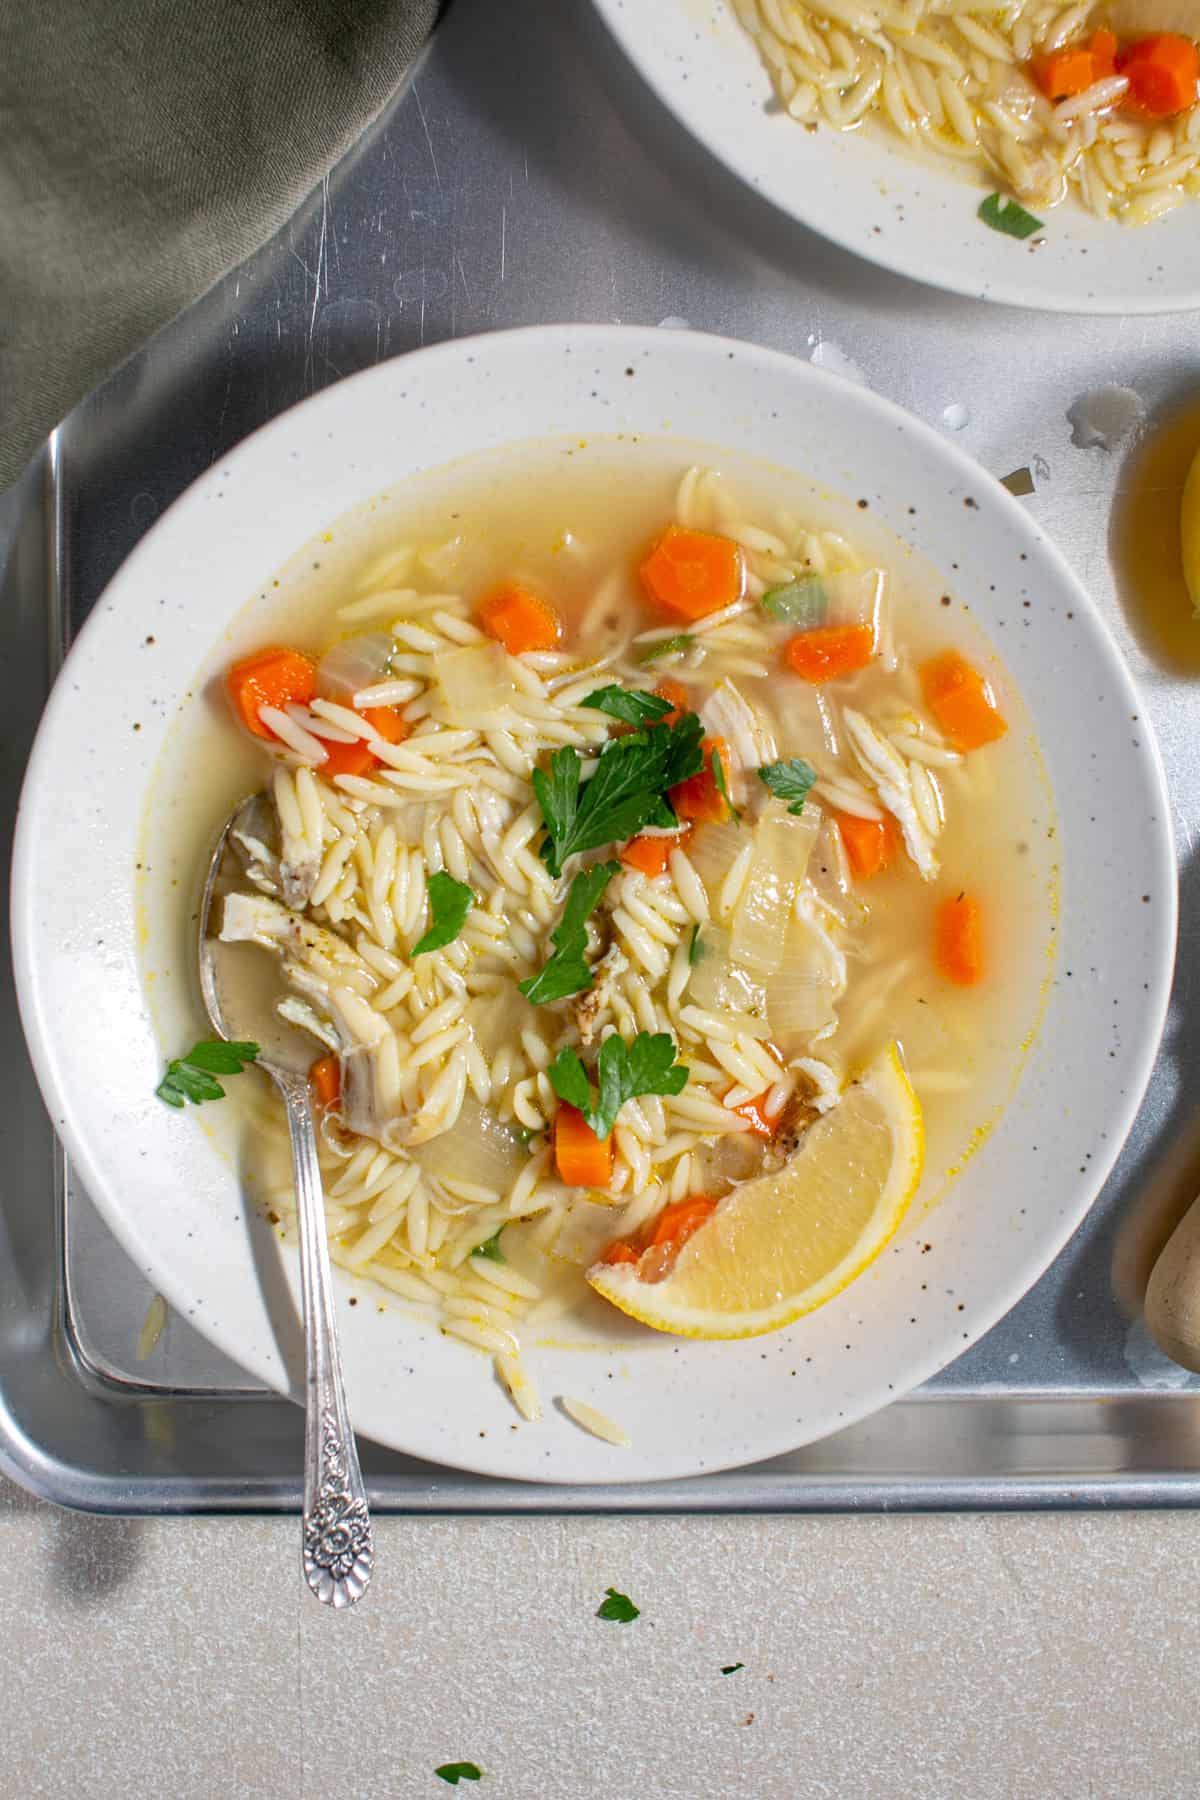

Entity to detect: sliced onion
[412,1095,525,1193]
[435,642,517,724]
[825,570,884,647]
[767,915,837,1042]
[688,924,768,1019]
[730,804,820,975]
[687,819,747,901]
[317,633,395,703]
[700,678,776,777]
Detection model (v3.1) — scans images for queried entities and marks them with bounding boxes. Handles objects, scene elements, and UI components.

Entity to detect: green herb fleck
[410,872,475,958]
[549,1032,688,1143]
[597,1587,640,1623]
[473,1229,505,1263]
[581,685,674,726]
[434,1765,482,1786]
[688,922,701,966]
[156,1039,259,1108]
[637,632,695,664]
[762,574,827,628]
[533,714,704,877]
[517,1127,536,1148]
[978,193,1043,240]
[757,757,817,815]
[518,861,620,1005]
[999,466,1035,497]
[721,1663,745,1675]
[711,747,740,823]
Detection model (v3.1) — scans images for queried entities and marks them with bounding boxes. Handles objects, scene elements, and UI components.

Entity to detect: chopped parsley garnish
[637,632,695,664]
[473,1229,505,1263]
[688,922,701,965]
[762,574,827,628]
[156,1039,259,1108]
[757,757,817,815]
[518,861,620,1005]
[978,193,1043,240]
[721,1663,745,1675]
[549,1031,689,1142]
[596,1587,640,1623]
[581,685,675,726]
[533,713,704,877]
[410,872,475,958]
[434,1765,482,1786]
[711,747,740,823]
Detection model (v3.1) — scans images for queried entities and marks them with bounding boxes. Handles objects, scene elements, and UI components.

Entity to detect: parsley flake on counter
[550,1031,689,1142]
[721,1663,745,1675]
[410,872,475,958]
[533,713,704,877]
[757,757,817,816]
[519,861,620,1005]
[637,632,695,664]
[978,193,1043,240]
[597,1587,640,1623]
[156,1039,259,1108]
[581,685,675,726]
[434,1764,482,1786]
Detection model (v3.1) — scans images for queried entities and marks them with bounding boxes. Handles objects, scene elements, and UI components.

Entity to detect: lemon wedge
[1181,443,1200,615]
[587,1042,923,1339]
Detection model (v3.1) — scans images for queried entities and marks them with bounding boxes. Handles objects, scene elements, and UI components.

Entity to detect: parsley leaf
[549,1031,689,1142]
[410,872,475,958]
[688,922,701,965]
[534,715,704,877]
[637,632,694,664]
[156,1039,259,1108]
[721,1663,745,1675]
[757,757,817,815]
[472,1228,505,1263]
[581,686,674,726]
[978,193,1043,240]
[518,861,620,1005]
[711,747,740,823]
[434,1765,482,1786]
[597,1587,640,1623]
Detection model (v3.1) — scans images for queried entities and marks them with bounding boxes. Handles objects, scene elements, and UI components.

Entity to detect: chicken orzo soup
[144,439,1055,1426]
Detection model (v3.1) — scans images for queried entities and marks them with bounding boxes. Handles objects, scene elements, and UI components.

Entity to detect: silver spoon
[199,805,373,1607]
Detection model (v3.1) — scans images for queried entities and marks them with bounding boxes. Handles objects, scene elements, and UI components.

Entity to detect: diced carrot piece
[725,1088,776,1138]
[477,582,562,654]
[921,651,1008,751]
[554,1104,614,1188]
[783,624,874,684]
[935,893,985,987]
[1117,33,1199,118]
[309,1054,341,1109]
[226,647,317,740]
[1090,28,1117,74]
[836,810,901,879]
[639,525,744,622]
[653,676,691,727]
[670,736,731,824]
[1030,45,1100,99]
[648,1195,718,1252]
[620,825,694,878]
[602,1239,640,1266]
[318,705,412,779]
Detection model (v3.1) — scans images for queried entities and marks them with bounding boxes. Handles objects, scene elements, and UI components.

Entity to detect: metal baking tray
[4,0,1200,1512]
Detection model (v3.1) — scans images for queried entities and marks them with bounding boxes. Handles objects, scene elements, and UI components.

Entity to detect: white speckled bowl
[591,0,1200,314]
[11,327,1174,1483]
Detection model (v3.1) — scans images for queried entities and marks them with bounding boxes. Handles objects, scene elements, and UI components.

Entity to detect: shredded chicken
[573,942,628,1047]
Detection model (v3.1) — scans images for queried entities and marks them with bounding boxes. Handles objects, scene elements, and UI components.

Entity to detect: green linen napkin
[0,0,440,489]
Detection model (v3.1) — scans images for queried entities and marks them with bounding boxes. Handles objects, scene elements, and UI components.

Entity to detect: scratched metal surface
[3,0,1200,1510]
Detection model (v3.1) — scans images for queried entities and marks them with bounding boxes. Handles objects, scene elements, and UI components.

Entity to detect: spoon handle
[279,1074,373,1607]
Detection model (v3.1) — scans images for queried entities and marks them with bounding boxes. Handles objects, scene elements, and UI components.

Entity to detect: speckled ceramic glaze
[11,328,1174,1483]
[591,0,1200,315]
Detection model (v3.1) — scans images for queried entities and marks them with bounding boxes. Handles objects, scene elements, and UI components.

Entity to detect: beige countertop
[4,1479,1197,1798]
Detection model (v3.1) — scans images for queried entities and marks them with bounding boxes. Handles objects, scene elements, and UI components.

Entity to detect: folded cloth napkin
[0,0,440,490]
